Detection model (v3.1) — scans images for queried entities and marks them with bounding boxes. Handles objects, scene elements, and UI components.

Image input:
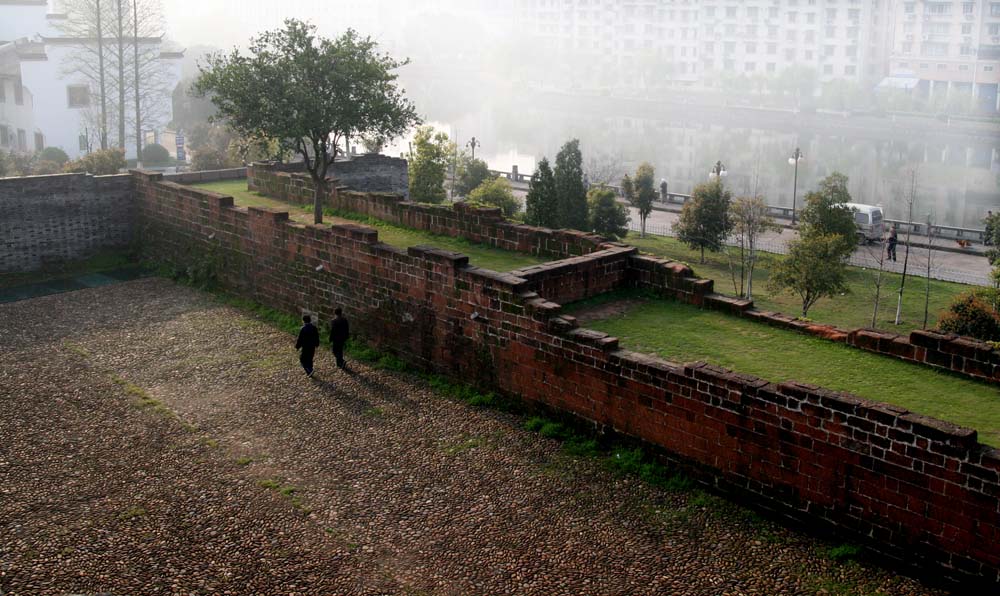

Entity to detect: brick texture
[0,172,134,272]
[136,169,1000,587]
[248,162,607,260]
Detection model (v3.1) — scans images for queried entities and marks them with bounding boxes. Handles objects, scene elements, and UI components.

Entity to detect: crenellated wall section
[135,169,1000,588]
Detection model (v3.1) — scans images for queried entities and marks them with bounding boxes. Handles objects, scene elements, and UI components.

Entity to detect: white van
[844,203,885,243]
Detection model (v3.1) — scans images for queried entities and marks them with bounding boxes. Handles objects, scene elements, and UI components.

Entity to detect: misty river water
[387,92,999,230]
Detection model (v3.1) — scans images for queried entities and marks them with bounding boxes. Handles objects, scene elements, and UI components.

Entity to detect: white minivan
[844,203,885,244]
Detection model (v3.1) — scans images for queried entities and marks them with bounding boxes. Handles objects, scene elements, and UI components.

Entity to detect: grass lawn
[566,291,1000,446]
[192,180,547,272]
[626,233,970,333]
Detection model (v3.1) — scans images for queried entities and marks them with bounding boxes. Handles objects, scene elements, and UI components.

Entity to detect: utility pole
[895,170,916,326]
[133,0,141,167]
[97,0,108,150]
[789,147,803,225]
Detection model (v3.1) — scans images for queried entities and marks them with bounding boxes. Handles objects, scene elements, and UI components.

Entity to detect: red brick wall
[247,162,606,259]
[136,170,1000,587]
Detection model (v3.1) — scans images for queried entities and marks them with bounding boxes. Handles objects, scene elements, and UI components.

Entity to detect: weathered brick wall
[136,170,1000,587]
[247,162,606,259]
[248,154,406,195]
[163,167,248,184]
[0,172,134,272]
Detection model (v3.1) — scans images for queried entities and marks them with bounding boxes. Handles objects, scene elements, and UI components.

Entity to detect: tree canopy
[454,155,493,197]
[588,186,629,240]
[799,172,857,257]
[525,157,558,228]
[408,126,453,204]
[769,233,850,318]
[193,19,420,223]
[625,162,656,237]
[468,177,519,217]
[554,139,588,231]
[674,179,734,263]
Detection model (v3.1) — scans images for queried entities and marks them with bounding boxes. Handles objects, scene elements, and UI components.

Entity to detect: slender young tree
[730,195,779,300]
[97,0,108,149]
[674,179,734,263]
[554,139,588,230]
[116,0,125,148]
[132,0,141,165]
[525,157,558,228]
[631,162,656,238]
[895,170,916,325]
[195,20,420,224]
[923,214,936,329]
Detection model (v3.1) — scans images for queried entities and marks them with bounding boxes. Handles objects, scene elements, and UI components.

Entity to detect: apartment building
[512,0,999,111]
[0,0,182,160]
[887,0,1000,111]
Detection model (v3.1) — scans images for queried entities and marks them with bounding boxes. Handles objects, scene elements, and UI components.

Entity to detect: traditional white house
[0,0,182,160]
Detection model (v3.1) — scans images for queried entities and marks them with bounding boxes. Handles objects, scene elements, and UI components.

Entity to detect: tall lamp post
[788,147,804,225]
[708,160,727,181]
[467,137,481,160]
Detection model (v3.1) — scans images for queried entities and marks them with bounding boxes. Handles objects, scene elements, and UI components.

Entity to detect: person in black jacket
[329,308,350,369]
[295,314,320,377]
[886,224,898,262]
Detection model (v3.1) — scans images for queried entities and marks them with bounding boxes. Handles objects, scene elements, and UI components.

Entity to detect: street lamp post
[708,160,727,181]
[788,147,803,225]
[467,137,481,160]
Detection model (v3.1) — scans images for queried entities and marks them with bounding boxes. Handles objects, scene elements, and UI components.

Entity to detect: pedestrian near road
[329,307,350,369]
[886,224,898,262]
[296,314,320,377]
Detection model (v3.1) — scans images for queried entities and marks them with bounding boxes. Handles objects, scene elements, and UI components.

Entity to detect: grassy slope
[626,233,967,333]
[567,292,1000,446]
[194,180,546,273]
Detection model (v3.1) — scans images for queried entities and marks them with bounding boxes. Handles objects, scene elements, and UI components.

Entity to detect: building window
[986,65,996,71]
[962,24,973,34]
[991,3,1000,17]
[827,8,837,20]
[34,132,44,152]
[845,65,856,75]
[745,62,756,72]
[990,23,1000,35]
[726,6,736,18]
[964,2,975,14]
[824,64,834,74]
[67,85,91,108]
[0,126,9,147]
[937,63,947,70]
[959,64,970,71]
[17,129,27,151]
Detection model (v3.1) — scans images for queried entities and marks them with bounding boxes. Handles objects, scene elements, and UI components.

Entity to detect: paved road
[0,279,945,595]
[630,206,994,286]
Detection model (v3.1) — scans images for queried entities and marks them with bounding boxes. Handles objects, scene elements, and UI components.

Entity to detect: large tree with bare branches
[194,20,420,224]
[55,0,174,153]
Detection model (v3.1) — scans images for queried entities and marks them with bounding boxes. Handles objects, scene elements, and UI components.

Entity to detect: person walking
[295,314,320,377]
[329,307,350,369]
[886,224,898,262]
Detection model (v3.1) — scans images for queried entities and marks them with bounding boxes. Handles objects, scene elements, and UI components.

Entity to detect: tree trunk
[132,0,141,167]
[97,0,108,150]
[700,245,705,264]
[116,0,125,150]
[640,213,646,238]
[313,178,325,225]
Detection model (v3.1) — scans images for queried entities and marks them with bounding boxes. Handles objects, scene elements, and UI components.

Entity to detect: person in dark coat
[329,307,350,369]
[886,224,898,262]
[295,314,320,377]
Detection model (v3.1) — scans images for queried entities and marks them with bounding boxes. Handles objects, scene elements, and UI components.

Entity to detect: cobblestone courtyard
[0,279,947,595]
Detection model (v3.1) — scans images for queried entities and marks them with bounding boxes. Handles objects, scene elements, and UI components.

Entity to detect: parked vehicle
[844,203,885,244]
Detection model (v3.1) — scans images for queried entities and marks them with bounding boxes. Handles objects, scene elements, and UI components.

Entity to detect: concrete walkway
[629,206,994,286]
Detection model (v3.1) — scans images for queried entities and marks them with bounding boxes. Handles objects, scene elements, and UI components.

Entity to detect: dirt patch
[570,297,647,325]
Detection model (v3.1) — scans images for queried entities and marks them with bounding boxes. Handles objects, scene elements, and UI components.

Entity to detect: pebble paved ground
[0,279,950,595]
